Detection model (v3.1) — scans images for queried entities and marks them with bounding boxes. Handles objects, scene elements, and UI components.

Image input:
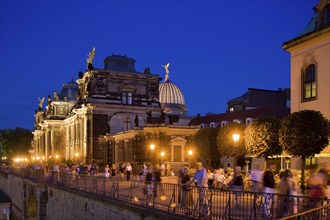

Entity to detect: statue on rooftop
[86,47,95,70]
[53,90,59,101]
[146,111,152,124]
[38,97,45,110]
[134,115,139,127]
[161,63,170,81]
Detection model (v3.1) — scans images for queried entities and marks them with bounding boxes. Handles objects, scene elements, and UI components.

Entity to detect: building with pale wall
[283,0,330,169]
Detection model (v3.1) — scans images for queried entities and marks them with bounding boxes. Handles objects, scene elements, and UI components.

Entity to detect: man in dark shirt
[263,164,275,216]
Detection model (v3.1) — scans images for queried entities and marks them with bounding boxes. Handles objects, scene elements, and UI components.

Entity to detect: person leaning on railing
[188,162,209,216]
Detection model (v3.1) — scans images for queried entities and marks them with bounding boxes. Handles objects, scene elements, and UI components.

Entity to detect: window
[323,4,330,25]
[121,92,133,105]
[302,64,316,100]
[246,118,252,125]
[123,117,132,131]
[210,122,219,128]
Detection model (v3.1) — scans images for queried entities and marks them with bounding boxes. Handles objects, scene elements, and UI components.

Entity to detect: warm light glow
[160,152,165,157]
[55,155,59,159]
[170,203,177,208]
[41,156,45,160]
[75,153,79,157]
[160,195,167,201]
[232,133,240,143]
[188,150,193,156]
[150,144,155,150]
[132,196,139,202]
[36,156,40,160]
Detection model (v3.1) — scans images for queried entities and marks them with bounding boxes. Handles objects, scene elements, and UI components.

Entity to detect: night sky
[0,0,318,130]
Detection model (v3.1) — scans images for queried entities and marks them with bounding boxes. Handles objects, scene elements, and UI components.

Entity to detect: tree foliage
[217,122,246,157]
[0,127,33,159]
[279,110,329,191]
[279,110,329,158]
[245,116,282,158]
[193,127,220,167]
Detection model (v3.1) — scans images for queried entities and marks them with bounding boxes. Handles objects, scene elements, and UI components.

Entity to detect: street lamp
[160,151,165,163]
[232,133,240,167]
[75,153,79,163]
[188,150,193,167]
[232,133,240,143]
[150,144,155,163]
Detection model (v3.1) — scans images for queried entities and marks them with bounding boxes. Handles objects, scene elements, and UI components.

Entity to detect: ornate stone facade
[32,53,197,166]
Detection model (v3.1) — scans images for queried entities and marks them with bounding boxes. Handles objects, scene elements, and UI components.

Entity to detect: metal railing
[278,204,330,220]
[1,167,329,220]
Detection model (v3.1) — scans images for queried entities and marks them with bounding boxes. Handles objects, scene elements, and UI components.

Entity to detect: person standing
[188,162,209,217]
[250,164,263,193]
[125,163,132,181]
[104,164,110,178]
[132,163,140,187]
[181,167,194,215]
[229,166,244,207]
[111,163,116,179]
[263,164,276,217]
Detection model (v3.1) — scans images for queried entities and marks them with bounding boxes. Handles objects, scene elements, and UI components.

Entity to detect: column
[171,145,174,162]
[51,130,54,157]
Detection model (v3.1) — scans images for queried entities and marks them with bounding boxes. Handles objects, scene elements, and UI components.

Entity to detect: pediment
[118,84,136,92]
[170,136,187,142]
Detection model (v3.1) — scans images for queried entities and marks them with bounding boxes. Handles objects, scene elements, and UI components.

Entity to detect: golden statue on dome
[161,63,170,82]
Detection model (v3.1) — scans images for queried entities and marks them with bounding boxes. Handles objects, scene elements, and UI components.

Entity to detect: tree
[279,110,329,190]
[0,128,33,162]
[245,116,282,158]
[193,127,220,168]
[217,122,246,158]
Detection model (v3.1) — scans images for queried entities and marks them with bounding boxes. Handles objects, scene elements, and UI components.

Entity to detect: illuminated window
[302,64,316,100]
[229,107,234,112]
[122,92,133,105]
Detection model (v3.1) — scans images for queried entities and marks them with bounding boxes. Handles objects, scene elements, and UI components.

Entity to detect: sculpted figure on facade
[86,47,95,70]
[53,90,59,101]
[134,115,139,127]
[77,48,96,102]
[146,111,152,124]
[162,63,170,81]
[38,97,45,110]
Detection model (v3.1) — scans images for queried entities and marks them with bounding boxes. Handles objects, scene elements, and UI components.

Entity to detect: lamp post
[232,133,240,167]
[188,150,193,167]
[150,144,155,163]
[160,151,165,163]
[75,153,79,163]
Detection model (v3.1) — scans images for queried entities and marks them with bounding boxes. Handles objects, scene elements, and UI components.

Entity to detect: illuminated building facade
[32,53,198,166]
[283,0,330,169]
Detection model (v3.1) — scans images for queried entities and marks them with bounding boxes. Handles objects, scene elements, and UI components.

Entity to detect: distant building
[227,88,290,112]
[189,88,290,169]
[33,53,198,167]
[282,0,330,169]
[190,88,290,128]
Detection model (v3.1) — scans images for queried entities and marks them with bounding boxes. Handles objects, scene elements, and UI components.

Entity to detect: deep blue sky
[0,0,318,130]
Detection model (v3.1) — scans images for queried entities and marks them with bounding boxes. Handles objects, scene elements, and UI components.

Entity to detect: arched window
[302,64,316,100]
